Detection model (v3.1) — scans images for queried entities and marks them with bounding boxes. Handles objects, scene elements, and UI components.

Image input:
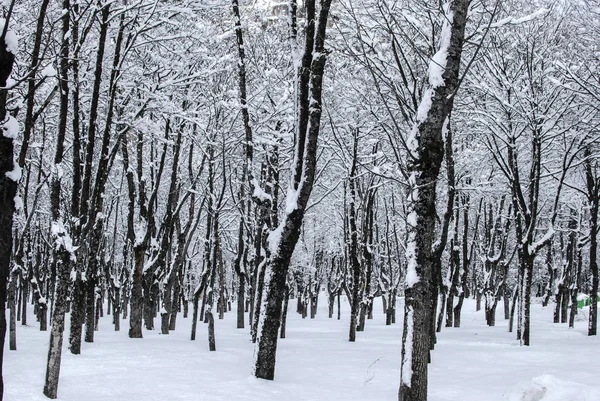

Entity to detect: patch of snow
[5,159,21,182]
[3,115,19,139]
[488,8,550,29]
[13,195,22,211]
[41,64,57,78]
[415,88,433,124]
[267,223,283,255]
[429,3,454,88]
[285,187,298,214]
[51,220,77,261]
[529,226,555,255]
[401,307,414,387]
[0,19,19,54]
[405,172,420,288]
[252,178,272,203]
[506,374,599,401]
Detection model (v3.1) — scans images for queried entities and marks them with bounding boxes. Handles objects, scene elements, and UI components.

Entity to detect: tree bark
[253,0,332,379]
[399,1,470,400]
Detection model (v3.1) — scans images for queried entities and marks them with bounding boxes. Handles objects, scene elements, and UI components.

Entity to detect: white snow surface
[5,298,600,401]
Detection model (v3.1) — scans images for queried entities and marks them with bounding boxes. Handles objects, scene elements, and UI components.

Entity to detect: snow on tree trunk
[253,0,332,380]
[399,1,470,400]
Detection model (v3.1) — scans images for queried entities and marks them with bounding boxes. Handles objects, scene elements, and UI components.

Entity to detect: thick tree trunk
[586,153,599,336]
[399,1,470,399]
[42,251,71,399]
[0,12,17,399]
[69,270,86,353]
[84,279,96,342]
[207,309,216,351]
[253,216,303,379]
[348,135,360,342]
[252,0,331,381]
[129,246,144,338]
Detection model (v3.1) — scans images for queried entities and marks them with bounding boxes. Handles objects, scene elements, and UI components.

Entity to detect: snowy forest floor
[5,296,600,401]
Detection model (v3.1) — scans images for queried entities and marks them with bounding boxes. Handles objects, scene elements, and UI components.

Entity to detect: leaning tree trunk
[253,0,332,379]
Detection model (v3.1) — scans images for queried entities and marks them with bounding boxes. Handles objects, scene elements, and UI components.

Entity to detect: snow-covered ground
[4,296,600,401]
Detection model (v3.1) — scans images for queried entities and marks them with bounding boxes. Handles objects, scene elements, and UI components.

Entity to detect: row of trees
[0,0,598,400]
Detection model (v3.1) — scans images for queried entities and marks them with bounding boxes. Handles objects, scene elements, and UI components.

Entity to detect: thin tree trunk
[280,285,289,339]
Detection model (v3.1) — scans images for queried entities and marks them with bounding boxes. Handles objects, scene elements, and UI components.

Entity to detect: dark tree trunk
[348,134,360,342]
[237,273,245,329]
[280,285,290,339]
[129,246,144,338]
[399,1,470,399]
[252,0,331,381]
[43,1,73,395]
[207,309,216,351]
[8,272,16,351]
[69,270,86,353]
[21,275,28,326]
[190,292,200,341]
[503,284,510,320]
[509,285,518,333]
[113,286,121,331]
[43,251,71,399]
[328,293,335,318]
[542,242,554,307]
[84,279,96,342]
[0,6,17,397]
[585,147,599,336]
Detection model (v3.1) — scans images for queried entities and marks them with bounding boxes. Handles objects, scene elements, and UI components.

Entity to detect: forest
[0,0,599,400]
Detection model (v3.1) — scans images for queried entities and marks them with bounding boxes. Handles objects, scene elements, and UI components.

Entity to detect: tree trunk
[21,275,28,326]
[280,285,290,339]
[399,1,470,398]
[0,8,17,397]
[586,151,599,336]
[207,309,216,351]
[190,292,200,341]
[237,273,245,329]
[69,270,86,353]
[8,272,17,350]
[42,251,71,399]
[129,246,144,338]
[252,0,332,380]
